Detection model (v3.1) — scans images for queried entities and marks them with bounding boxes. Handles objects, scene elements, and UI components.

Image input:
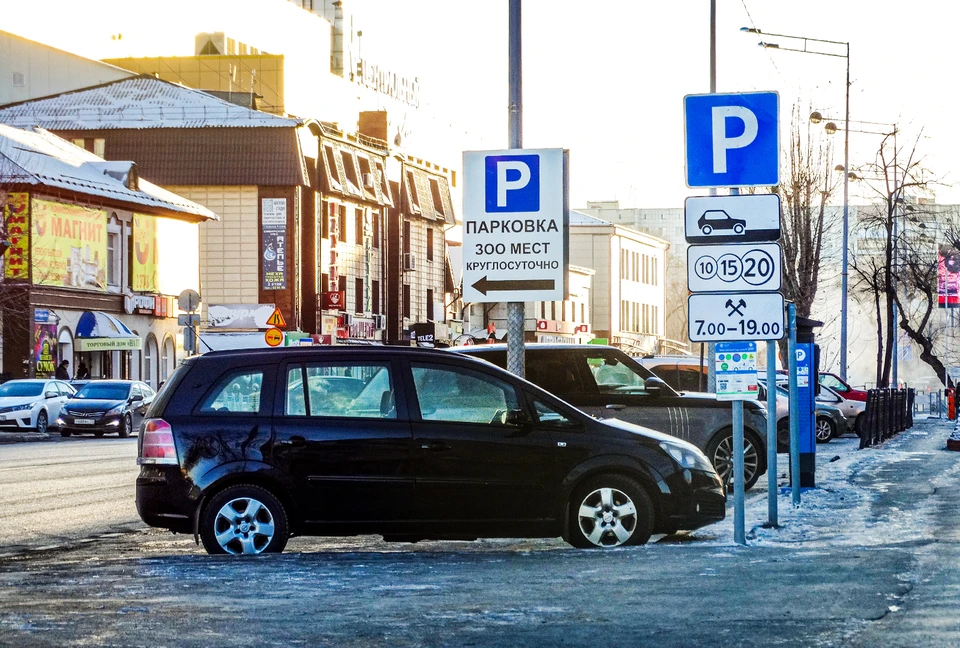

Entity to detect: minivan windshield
[0,382,44,398]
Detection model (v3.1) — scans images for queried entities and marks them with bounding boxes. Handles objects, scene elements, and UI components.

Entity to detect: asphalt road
[0,423,958,647]
[0,436,142,555]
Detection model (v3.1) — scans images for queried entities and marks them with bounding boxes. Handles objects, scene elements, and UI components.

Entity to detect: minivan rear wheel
[567,474,653,549]
[200,485,289,555]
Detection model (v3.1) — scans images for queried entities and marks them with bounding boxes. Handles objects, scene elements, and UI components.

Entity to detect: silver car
[816,384,865,434]
[453,344,769,490]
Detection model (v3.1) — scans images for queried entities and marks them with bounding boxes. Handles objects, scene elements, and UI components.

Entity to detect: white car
[816,383,866,433]
[0,379,75,434]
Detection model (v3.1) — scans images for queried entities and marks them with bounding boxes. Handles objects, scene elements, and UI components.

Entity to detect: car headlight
[13,402,36,411]
[659,441,715,472]
[106,405,124,416]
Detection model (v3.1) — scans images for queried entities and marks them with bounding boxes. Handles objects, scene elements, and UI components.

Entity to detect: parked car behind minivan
[136,347,726,555]
[454,344,768,490]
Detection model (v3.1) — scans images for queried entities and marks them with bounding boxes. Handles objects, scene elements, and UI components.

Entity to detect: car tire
[815,417,835,443]
[707,428,763,491]
[60,429,71,438]
[567,474,653,549]
[776,419,790,452]
[35,410,48,434]
[733,223,745,234]
[854,414,864,435]
[701,224,713,235]
[118,414,132,439]
[200,484,289,556]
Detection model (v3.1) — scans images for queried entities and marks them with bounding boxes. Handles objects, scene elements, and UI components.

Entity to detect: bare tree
[773,104,839,360]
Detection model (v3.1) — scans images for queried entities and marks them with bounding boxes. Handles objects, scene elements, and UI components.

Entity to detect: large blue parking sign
[684,91,779,188]
[485,154,540,212]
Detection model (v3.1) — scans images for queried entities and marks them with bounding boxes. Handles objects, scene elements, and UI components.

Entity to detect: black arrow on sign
[472,276,555,295]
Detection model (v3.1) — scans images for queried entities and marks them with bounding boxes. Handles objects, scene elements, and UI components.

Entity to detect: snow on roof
[569,209,611,226]
[0,124,217,221]
[0,76,301,131]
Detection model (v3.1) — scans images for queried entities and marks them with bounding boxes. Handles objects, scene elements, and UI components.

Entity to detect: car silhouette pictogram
[698,210,746,236]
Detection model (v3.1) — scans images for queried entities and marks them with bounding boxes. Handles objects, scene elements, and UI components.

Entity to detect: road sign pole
[506,0,525,377]
[732,398,745,545]
[787,302,801,506]
[766,340,778,527]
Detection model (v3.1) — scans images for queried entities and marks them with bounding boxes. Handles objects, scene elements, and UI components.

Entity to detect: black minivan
[136,347,725,555]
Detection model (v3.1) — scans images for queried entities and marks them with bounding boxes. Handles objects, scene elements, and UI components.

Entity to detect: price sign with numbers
[688,292,785,342]
[687,243,782,293]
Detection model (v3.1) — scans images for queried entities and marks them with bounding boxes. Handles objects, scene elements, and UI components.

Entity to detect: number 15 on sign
[688,292,785,342]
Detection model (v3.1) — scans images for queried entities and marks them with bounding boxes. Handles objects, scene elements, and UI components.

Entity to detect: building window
[372,280,380,314]
[72,138,84,148]
[403,284,411,319]
[372,209,380,249]
[426,288,434,321]
[358,156,374,196]
[653,258,658,286]
[324,145,342,192]
[403,220,411,254]
[340,150,361,195]
[355,277,364,314]
[406,170,421,212]
[355,208,364,245]
[107,215,121,289]
[144,335,159,389]
[338,205,347,244]
[375,161,391,200]
[426,227,434,262]
[429,177,445,217]
[93,138,105,159]
[339,274,347,296]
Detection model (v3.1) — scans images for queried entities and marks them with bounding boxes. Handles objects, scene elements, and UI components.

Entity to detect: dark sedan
[58,380,155,438]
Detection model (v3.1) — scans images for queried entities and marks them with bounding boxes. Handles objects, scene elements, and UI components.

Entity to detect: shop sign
[3,192,29,280]
[537,335,576,344]
[411,322,436,347]
[347,317,376,340]
[208,304,277,329]
[536,319,574,334]
[33,308,58,378]
[321,315,338,336]
[132,214,159,292]
[323,291,346,310]
[261,198,287,290]
[32,199,107,291]
[75,337,143,352]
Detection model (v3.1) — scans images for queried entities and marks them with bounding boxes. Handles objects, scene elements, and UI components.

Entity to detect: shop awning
[74,311,142,352]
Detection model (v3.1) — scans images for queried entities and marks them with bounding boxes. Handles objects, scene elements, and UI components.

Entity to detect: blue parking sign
[485,154,540,212]
[684,92,779,188]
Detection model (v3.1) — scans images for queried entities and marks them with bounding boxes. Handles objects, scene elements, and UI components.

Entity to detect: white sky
[4,0,960,209]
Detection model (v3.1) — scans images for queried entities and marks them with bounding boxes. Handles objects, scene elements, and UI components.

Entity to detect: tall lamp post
[741,27,850,382]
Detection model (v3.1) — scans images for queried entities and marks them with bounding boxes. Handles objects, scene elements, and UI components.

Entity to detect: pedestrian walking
[55,360,70,380]
[75,361,90,380]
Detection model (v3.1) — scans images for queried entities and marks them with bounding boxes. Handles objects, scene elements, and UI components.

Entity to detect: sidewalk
[0,430,51,443]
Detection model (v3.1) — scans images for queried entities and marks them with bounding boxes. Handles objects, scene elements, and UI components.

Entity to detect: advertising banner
[938,244,959,308]
[207,303,277,329]
[3,192,29,280]
[33,309,58,378]
[132,213,159,293]
[31,199,106,291]
[261,198,287,290]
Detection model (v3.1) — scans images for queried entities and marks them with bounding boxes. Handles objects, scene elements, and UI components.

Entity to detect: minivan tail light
[138,418,178,465]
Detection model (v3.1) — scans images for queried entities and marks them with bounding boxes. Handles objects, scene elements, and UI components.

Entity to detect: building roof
[0,124,217,221]
[0,76,302,131]
[569,209,669,249]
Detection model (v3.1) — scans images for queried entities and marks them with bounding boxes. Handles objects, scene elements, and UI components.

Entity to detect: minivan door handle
[420,441,451,452]
[604,404,626,412]
[278,435,307,447]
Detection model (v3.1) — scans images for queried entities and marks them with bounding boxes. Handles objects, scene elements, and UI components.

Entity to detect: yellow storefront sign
[3,192,30,280]
[31,199,107,291]
[132,213,159,293]
[75,337,143,352]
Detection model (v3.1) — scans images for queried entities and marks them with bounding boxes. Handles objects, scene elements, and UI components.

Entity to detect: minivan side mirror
[645,377,668,396]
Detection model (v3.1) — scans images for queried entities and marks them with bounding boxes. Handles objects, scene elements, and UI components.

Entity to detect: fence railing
[913,391,946,418]
[860,388,914,448]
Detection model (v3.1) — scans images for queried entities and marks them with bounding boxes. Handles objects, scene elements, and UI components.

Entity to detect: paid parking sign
[462,149,569,303]
[715,341,759,401]
[684,92,779,188]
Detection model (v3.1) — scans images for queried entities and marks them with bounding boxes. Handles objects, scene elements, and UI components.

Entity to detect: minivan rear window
[145,357,196,418]
[199,370,264,414]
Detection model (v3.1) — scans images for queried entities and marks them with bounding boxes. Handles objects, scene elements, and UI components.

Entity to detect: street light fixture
[742,26,852,382]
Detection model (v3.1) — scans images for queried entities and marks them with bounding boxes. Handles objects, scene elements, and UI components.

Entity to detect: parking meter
[795,342,817,486]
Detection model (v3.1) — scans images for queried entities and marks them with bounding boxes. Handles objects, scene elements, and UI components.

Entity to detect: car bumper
[660,470,726,531]
[136,465,196,533]
[58,414,123,433]
[0,413,34,429]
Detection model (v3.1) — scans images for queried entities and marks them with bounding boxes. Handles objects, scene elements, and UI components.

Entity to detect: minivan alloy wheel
[200,485,289,555]
[568,475,653,548]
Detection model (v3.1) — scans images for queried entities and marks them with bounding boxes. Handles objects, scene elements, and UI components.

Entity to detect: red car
[819,372,868,402]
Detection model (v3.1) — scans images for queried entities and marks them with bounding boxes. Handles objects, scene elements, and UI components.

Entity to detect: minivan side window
[585,353,649,395]
[285,362,396,419]
[199,370,264,414]
[412,363,520,424]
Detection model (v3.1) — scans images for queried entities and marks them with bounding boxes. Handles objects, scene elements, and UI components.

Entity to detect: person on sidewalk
[75,361,90,380]
[54,360,70,380]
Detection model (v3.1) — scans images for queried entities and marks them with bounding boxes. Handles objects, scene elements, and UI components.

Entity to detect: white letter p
[712,105,759,174]
[497,160,531,207]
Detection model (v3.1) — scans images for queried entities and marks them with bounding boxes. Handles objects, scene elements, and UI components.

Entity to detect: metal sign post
[766,340,779,527]
[787,303,801,506]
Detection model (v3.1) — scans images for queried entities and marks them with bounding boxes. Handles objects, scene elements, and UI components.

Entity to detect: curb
[0,431,52,444]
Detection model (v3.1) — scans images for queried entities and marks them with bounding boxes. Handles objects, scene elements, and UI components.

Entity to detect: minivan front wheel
[200,485,289,555]
[707,429,762,491]
[567,475,653,549]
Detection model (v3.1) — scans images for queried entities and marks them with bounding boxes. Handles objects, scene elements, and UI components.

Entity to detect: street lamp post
[741,28,851,382]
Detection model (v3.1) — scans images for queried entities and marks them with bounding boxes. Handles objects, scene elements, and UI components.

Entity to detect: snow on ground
[681,419,957,549]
